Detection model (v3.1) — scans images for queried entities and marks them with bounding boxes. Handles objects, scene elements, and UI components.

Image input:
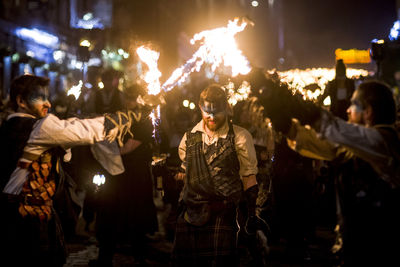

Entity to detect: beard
[204,116,226,131]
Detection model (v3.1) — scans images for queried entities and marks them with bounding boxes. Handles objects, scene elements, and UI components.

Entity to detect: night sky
[280,0,397,69]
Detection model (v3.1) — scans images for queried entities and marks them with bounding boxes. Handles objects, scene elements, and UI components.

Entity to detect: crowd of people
[0,58,399,267]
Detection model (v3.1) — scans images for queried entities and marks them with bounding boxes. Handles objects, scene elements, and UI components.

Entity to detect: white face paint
[26,87,51,118]
[200,101,227,132]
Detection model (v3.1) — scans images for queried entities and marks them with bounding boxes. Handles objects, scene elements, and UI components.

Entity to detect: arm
[317,111,391,164]
[175,133,187,181]
[287,118,342,161]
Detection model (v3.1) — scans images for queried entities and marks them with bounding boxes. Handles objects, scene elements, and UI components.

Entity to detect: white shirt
[288,111,397,186]
[3,113,124,194]
[178,119,258,177]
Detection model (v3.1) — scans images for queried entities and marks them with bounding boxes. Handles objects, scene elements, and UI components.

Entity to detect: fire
[275,68,369,101]
[67,80,83,100]
[162,17,252,92]
[225,81,251,106]
[135,18,253,139]
[136,46,163,140]
[136,46,162,95]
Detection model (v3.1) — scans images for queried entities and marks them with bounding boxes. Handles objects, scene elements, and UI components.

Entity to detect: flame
[136,46,162,95]
[67,80,83,100]
[226,81,251,106]
[275,68,369,101]
[162,17,252,92]
[136,46,163,140]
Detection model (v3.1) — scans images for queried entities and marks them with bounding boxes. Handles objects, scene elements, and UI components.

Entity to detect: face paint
[200,101,226,117]
[25,86,51,118]
[28,87,49,105]
[200,101,227,132]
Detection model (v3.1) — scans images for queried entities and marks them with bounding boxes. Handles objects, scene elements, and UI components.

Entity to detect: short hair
[199,84,228,110]
[357,80,396,125]
[9,74,50,111]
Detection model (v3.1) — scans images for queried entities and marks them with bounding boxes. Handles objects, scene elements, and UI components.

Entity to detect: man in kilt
[172,84,259,266]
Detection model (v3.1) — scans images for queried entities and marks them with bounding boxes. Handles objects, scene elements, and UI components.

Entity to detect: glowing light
[98,82,104,89]
[84,82,93,89]
[161,17,253,92]
[93,174,106,186]
[88,57,102,67]
[12,53,20,62]
[183,100,189,107]
[189,102,196,110]
[323,96,331,106]
[83,13,93,21]
[67,80,83,100]
[53,50,65,62]
[15,28,59,48]
[390,20,400,41]
[251,1,259,7]
[80,40,91,47]
[26,51,35,57]
[372,39,385,44]
[276,68,369,101]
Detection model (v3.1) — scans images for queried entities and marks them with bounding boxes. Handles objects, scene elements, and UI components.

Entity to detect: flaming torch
[136,17,254,140]
[161,17,253,92]
[136,46,163,141]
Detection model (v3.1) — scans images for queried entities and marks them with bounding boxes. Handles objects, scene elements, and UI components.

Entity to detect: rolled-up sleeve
[233,125,258,177]
[24,114,106,155]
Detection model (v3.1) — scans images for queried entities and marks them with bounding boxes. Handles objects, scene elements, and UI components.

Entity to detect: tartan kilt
[172,205,239,266]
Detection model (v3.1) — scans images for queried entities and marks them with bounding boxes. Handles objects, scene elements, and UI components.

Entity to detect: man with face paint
[172,84,258,266]
[0,74,143,266]
[254,75,400,266]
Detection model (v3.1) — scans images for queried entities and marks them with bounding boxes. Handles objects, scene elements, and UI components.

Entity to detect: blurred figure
[319,59,355,120]
[92,84,158,266]
[94,68,124,114]
[254,73,400,266]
